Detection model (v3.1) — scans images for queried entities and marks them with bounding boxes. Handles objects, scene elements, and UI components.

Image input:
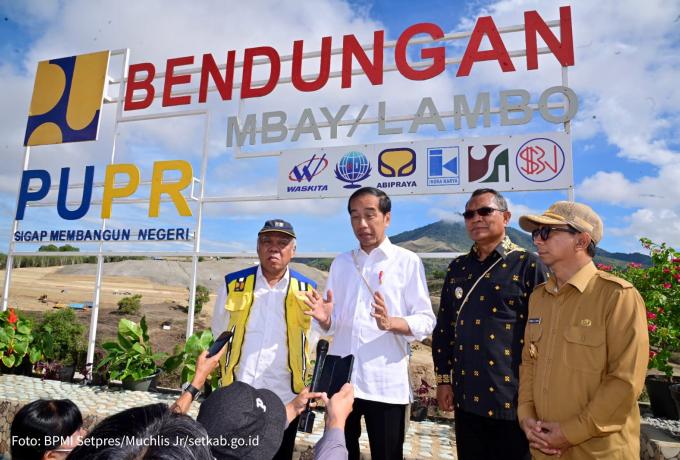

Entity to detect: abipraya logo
[467,144,510,183]
[24,50,110,146]
[515,138,566,182]
[377,148,417,189]
[334,151,371,189]
[287,153,329,193]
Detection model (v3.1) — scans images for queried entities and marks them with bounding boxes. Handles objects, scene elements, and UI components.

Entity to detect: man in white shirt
[212,219,322,460]
[307,187,436,460]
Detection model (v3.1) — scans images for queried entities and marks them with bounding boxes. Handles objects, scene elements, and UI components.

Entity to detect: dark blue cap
[258,219,295,238]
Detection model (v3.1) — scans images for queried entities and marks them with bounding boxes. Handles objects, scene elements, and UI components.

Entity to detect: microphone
[298,339,329,433]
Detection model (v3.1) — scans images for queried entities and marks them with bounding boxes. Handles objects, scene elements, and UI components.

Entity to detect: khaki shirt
[518,261,648,460]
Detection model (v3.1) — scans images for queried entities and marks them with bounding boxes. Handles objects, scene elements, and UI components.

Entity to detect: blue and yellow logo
[24,50,110,146]
[378,148,416,177]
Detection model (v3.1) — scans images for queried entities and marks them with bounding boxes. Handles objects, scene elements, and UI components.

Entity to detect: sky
[0,0,679,258]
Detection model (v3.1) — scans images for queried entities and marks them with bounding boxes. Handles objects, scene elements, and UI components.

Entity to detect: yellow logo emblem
[378,148,416,177]
[24,50,110,146]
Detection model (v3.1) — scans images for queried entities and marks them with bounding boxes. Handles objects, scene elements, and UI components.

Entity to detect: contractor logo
[377,148,416,189]
[335,151,372,189]
[516,138,565,182]
[24,50,110,146]
[286,153,329,193]
[427,146,459,186]
[468,144,509,183]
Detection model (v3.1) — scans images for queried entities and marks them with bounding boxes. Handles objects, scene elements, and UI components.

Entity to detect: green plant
[98,316,165,382]
[0,308,34,367]
[611,238,680,378]
[163,329,219,388]
[35,309,85,366]
[189,285,210,314]
[117,294,142,315]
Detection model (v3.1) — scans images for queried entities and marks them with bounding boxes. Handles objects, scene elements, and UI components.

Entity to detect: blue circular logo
[334,151,372,189]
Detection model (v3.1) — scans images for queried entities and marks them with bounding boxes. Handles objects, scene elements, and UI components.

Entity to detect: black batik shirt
[432,236,548,421]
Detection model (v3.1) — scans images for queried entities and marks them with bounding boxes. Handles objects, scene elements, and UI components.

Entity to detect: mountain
[391,220,650,267]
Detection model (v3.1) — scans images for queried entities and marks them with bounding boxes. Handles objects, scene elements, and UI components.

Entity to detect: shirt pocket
[562,325,606,373]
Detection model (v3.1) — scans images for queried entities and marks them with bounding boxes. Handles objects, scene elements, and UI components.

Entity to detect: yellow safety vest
[219,266,316,393]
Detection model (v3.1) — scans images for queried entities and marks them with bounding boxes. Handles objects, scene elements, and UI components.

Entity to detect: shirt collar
[470,235,519,260]
[256,265,290,289]
[357,236,393,259]
[545,261,597,294]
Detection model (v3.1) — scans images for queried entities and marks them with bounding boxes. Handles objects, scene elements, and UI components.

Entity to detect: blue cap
[258,219,295,238]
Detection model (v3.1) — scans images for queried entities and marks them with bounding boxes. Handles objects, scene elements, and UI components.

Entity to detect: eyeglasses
[531,226,578,241]
[462,206,505,220]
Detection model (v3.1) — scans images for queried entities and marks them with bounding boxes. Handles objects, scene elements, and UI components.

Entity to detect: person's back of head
[67,403,212,460]
[11,398,83,460]
[197,381,286,459]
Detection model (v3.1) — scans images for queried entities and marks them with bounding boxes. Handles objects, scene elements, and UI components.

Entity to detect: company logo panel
[335,151,372,189]
[427,146,459,186]
[515,138,565,182]
[378,148,416,177]
[286,153,329,193]
[468,144,509,183]
[24,50,110,146]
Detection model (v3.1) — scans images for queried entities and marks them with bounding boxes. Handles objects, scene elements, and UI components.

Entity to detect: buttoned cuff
[435,373,451,385]
[517,403,537,424]
[561,414,592,446]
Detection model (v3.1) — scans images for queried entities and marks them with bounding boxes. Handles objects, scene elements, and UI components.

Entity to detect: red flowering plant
[612,238,680,378]
[0,308,46,369]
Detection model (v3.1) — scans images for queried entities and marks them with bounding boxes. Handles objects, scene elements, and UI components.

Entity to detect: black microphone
[298,339,329,433]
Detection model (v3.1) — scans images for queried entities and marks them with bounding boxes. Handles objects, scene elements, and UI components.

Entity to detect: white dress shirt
[319,237,435,404]
[212,266,297,405]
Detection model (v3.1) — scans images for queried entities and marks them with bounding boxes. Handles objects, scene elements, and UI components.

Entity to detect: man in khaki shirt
[517,201,648,459]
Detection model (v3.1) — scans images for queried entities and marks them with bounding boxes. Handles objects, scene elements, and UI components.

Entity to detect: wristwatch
[181,382,201,400]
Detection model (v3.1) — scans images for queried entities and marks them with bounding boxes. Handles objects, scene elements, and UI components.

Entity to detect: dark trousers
[454,409,530,460]
[272,415,299,460]
[345,397,407,460]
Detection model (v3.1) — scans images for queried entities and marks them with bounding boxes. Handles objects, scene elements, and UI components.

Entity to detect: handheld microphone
[298,339,329,433]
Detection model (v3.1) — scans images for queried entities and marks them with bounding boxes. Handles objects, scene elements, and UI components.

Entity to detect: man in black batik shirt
[432,188,548,460]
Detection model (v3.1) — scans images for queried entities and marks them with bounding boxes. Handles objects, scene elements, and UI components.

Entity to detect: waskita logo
[427,146,459,186]
[24,50,110,146]
[516,138,565,182]
[468,144,509,183]
[287,153,329,192]
[377,148,417,189]
[334,151,372,189]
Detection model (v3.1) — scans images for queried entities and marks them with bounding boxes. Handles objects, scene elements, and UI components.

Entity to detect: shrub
[117,294,142,315]
[612,238,680,378]
[35,309,85,366]
[188,285,210,315]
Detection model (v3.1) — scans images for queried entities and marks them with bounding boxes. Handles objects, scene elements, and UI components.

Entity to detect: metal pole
[85,49,129,379]
[2,145,32,311]
[186,112,211,340]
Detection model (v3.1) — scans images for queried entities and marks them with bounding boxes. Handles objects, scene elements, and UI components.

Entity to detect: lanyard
[351,249,375,296]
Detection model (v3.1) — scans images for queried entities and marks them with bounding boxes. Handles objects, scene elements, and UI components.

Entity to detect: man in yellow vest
[211,219,321,460]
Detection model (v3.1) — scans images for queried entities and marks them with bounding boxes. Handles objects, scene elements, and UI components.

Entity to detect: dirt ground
[1,262,439,396]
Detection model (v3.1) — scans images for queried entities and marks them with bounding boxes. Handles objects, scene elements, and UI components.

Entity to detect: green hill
[390,220,650,268]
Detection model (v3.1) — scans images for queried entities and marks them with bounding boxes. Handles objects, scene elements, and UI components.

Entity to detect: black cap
[197,382,286,459]
[258,219,295,238]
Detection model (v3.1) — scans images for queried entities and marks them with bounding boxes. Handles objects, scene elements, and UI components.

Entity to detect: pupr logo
[334,151,372,189]
[427,146,459,186]
[378,148,416,177]
[24,50,110,146]
[468,144,509,183]
[516,138,565,182]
